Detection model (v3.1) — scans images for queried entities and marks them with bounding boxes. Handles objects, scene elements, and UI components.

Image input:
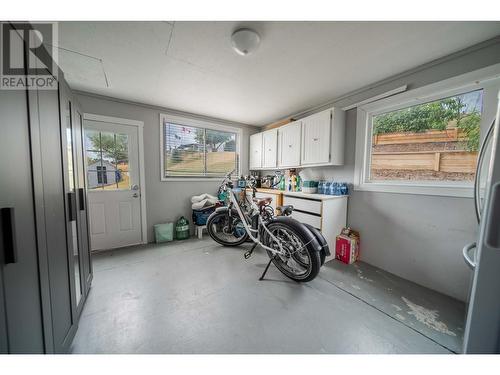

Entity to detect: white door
[84,119,144,250]
[278,121,301,167]
[262,129,277,168]
[301,109,331,165]
[249,133,262,169]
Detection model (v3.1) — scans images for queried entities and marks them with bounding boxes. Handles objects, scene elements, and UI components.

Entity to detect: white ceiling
[57,21,500,126]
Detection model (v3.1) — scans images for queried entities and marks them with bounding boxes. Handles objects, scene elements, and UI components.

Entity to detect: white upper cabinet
[249,132,263,169]
[301,110,331,165]
[262,129,278,168]
[248,107,344,170]
[278,121,301,168]
[301,108,345,166]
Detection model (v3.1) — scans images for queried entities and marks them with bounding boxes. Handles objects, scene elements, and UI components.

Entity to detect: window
[96,166,108,184]
[354,72,500,197]
[370,90,483,182]
[160,114,240,179]
[85,130,130,190]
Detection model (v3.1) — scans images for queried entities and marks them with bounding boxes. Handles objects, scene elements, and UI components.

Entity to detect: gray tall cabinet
[0,23,92,353]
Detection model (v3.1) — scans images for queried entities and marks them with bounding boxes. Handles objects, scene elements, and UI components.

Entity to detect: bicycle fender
[268,216,322,252]
[303,223,331,256]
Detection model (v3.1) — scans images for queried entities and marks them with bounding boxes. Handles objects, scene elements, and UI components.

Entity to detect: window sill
[161,177,228,182]
[354,181,474,198]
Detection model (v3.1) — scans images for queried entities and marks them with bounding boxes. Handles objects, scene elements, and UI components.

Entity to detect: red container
[335,228,360,264]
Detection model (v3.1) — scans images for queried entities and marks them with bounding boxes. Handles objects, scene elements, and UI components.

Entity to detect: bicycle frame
[225,185,285,255]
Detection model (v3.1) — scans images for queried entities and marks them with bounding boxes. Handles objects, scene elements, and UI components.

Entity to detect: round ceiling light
[231,28,260,56]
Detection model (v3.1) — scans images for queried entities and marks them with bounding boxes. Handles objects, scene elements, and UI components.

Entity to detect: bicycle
[206,171,327,282]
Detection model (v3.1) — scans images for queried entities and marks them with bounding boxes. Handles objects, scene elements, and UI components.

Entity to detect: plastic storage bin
[154,222,174,243]
[192,205,216,226]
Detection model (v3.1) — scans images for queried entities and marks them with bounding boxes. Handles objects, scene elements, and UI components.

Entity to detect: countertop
[254,188,348,201]
[253,188,283,195]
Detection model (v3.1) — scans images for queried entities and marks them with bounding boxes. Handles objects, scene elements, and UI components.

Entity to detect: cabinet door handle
[67,192,77,222]
[1,207,17,264]
[78,188,85,211]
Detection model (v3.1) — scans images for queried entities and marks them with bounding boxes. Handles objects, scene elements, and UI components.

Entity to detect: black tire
[264,220,321,282]
[207,209,249,246]
[303,223,329,266]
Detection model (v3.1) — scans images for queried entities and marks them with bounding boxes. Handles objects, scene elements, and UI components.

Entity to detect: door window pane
[85,130,101,151]
[370,89,483,182]
[85,130,130,190]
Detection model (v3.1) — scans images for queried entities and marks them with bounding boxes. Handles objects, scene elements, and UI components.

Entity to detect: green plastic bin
[154,222,174,243]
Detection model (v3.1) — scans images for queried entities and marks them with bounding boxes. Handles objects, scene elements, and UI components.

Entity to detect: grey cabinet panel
[0,88,45,353]
[0,271,7,353]
[73,102,93,296]
[37,87,76,352]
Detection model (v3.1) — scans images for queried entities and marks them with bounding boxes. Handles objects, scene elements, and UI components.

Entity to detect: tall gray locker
[0,22,92,353]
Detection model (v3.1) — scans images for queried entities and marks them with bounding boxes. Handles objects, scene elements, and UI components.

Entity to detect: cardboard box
[335,228,360,264]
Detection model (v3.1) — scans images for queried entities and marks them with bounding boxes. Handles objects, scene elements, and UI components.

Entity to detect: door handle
[132,193,139,198]
[78,188,85,211]
[1,207,17,264]
[67,192,77,222]
[462,242,477,270]
[485,182,500,249]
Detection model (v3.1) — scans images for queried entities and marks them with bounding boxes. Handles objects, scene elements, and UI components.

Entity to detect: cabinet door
[249,133,262,169]
[262,129,278,168]
[301,109,331,165]
[73,101,93,298]
[0,85,45,353]
[278,121,301,167]
[36,84,77,353]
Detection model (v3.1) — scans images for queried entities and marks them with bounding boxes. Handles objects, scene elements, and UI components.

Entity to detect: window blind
[164,121,238,178]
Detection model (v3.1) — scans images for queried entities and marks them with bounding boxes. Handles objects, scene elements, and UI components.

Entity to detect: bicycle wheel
[264,220,321,282]
[206,209,248,246]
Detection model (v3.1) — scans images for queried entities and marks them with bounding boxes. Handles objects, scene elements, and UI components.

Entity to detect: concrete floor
[70,237,462,354]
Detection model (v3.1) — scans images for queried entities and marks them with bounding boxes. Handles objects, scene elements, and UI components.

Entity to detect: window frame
[160,113,242,181]
[354,68,500,197]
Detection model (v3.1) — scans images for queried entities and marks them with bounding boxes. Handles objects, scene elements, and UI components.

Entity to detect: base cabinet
[283,193,347,262]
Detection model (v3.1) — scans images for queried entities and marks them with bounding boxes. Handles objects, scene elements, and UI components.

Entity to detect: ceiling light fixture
[231,28,260,56]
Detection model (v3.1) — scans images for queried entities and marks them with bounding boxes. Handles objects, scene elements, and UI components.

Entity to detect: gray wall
[77,38,499,301]
[264,39,500,301]
[76,93,258,242]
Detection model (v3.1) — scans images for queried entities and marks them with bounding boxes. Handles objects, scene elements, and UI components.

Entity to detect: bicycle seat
[253,197,273,207]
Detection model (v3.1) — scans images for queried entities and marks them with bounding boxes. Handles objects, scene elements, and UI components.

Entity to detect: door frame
[83,113,148,245]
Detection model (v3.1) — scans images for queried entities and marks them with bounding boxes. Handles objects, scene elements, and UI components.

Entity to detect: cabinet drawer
[283,196,322,215]
[290,210,321,229]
